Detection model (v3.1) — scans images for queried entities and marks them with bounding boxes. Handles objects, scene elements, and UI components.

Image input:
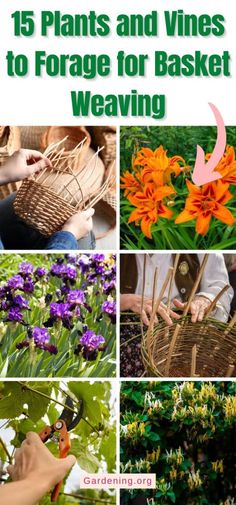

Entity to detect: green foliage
[120,126,236,250]
[120,381,236,505]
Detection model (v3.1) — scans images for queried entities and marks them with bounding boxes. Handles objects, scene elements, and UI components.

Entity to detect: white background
[0,0,235,126]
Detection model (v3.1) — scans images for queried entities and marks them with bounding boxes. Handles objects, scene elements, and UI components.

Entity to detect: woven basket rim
[14,178,76,213]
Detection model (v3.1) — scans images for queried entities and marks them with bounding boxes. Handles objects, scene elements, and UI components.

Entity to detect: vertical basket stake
[164,323,181,376]
[165,254,180,339]
[183,254,209,317]
[224,311,236,337]
[140,255,147,340]
[226,364,235,377]
[152,267,158,313]
[147,267,173,370]
[190,344,197,377]
[204,285,231,318]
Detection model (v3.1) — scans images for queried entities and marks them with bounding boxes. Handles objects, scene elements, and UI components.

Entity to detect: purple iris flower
[65,253,77,263]
[62,264,77,280]
[19,262,34,275]
[95,265,105,275]
[102,300,116,315]
[34,267,47,278]
[78,255,91,273]
[80,330,105,350]
[7,307,23,322]
[67,290,85,305]
[23,279,35,293]
[7,275,24,290]
[13,295,30,310]
[51,264,64,277]
[103,281,116,295]
[50,302,73,319]
[32,326,50,345]
[93,254,105,262]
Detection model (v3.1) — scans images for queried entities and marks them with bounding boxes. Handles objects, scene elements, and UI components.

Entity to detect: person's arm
[0,149,52,186]
[46,209,95,250]
[0,432,76,505]
[120,293,181,326]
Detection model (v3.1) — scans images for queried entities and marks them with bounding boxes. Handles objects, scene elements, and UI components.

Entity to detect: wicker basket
[13,138,114,237]
[92,126,116,168]
[41,126,91,168]
[141,316,236,378]
[0,126,21,199]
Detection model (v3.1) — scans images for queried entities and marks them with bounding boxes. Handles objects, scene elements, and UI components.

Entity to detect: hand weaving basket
[13,137,115,237]
[140,254,236,378]
[0,126,21,199]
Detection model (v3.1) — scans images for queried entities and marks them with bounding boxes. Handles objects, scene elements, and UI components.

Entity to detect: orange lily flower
[134,145,186,186]
[128,183,175,239]
[120,171,142,196]
[206,145,236,185]
[175,179,235,236]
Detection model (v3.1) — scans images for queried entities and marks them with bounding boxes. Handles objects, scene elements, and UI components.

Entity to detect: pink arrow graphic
[192,103,226,186]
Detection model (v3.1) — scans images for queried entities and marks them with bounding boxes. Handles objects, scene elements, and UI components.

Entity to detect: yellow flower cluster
[199,383,217,402]
[212,459,224,473]
[224,395,236,419]
[187,470,202,490]
[146,447,161,463]
[127,421,146,436]
[166,447,183,466]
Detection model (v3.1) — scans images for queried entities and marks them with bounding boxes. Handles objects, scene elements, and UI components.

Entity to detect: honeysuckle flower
[128,183,175,239]
[175,179,235,236]
[19,262,34,276]
[134,145,186,186]
[7,275,24,290]
[206,145,236,184]
[120,171,142,196]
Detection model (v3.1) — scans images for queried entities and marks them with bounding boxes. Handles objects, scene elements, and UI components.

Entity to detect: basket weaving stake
[146,267,173,370]
[224,311,236,336]
[165,254,180,339]
[226,364,235,377]
[190,344,197,377]
[183,254,209,317]
[164,323,181,376]
[152,267,158,312]
[204,285,231,318]
[140,255,147,340]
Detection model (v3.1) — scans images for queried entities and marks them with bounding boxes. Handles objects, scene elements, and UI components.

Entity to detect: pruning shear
[39,395,83,503]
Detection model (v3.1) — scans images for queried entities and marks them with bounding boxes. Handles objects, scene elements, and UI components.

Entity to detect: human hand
[0,149,52,185]
[173,296,211,322]
[120,294,181,326]
[7,432,76,493]
[62,208,95,239]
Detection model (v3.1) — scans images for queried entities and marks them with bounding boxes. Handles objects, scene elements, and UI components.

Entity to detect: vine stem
[17,381,77,415]
[63,493,115,504]
[0,436,12,463]
[18,381,100,435]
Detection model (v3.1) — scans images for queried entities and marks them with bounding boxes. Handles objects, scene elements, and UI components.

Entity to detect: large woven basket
[0,126,21,199]
[141,316,236,378]
[92,128,116,213]
[13,138,114,237]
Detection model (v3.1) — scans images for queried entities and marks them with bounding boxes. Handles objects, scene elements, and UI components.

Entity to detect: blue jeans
[0,193,96,250]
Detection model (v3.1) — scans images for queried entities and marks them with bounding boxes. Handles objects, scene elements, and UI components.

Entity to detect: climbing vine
[0,381,116,504]
[120,381,236,505]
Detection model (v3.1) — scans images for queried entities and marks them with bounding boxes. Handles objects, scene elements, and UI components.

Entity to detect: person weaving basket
[0,149,95,250]
[120,253,233,325]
